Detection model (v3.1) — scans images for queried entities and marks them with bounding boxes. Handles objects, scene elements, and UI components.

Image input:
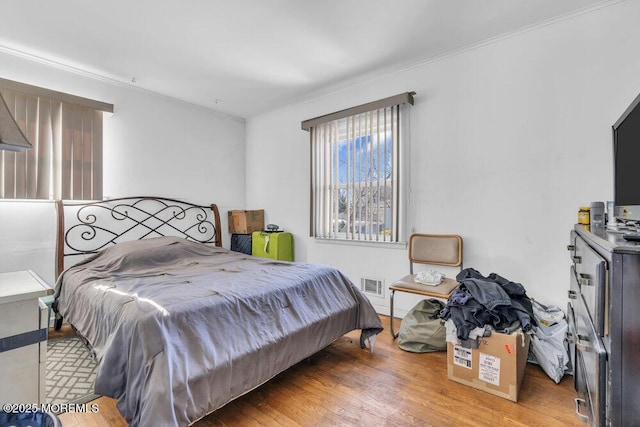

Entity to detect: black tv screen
[613,92,640,220]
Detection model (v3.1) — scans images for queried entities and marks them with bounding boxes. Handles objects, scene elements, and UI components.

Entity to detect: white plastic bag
[414,269,445,285]
[532,300,565,327]
[529,300,570,383]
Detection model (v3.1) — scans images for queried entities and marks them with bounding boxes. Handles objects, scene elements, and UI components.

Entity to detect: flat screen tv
[613,91,640,222]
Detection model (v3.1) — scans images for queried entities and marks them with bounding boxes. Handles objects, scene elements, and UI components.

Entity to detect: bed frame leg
[390,289,399,339]
[54,313,63,331]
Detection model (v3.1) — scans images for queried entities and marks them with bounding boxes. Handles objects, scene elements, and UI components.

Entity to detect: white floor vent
[360,277,384,297]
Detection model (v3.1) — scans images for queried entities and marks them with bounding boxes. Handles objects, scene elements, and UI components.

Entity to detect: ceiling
[1,0,611,119]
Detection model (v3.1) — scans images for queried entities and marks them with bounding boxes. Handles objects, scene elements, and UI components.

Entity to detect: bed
[52,197,383,426]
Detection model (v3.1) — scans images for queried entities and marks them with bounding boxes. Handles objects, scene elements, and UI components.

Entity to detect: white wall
[0,52,246,286]
[246,1,640,316]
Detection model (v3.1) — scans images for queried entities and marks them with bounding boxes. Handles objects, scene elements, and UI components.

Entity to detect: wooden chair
[389,233,463,338]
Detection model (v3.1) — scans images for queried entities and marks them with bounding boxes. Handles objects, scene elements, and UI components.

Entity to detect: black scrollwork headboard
[56,196,222,278]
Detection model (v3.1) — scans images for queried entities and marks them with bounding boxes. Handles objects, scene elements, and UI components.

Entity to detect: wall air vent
[360,277,384,297]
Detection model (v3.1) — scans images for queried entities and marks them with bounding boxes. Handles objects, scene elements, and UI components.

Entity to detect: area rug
[46,336,100,407]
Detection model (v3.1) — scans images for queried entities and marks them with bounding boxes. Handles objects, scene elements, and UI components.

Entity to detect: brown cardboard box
[447,331,530,402]
[228,210,264,234]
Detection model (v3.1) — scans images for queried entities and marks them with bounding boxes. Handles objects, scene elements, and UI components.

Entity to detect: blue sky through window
[334,132,393,233]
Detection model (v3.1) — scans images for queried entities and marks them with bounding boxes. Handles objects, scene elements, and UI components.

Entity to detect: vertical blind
[303,92,414,243]
[0,88,104,200]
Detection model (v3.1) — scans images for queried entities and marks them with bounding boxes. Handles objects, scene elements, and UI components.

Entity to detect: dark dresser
[567,224,640,426]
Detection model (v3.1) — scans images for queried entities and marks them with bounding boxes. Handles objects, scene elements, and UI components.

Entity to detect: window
[0,78,113,200]
[302,92,414,243]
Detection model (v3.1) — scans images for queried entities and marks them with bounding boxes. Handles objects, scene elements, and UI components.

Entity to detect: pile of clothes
[440,268,535,346]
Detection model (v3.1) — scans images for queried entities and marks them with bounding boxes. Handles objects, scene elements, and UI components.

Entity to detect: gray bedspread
[54,236,383,426]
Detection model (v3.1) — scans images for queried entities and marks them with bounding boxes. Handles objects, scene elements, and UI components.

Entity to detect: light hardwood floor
[55,315,580,426]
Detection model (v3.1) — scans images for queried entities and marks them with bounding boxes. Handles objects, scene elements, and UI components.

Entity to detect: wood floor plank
[55,315,581,426]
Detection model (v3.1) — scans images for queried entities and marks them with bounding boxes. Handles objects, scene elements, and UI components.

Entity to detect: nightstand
[0,270,53,404]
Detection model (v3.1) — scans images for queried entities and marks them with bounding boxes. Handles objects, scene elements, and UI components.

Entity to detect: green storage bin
[252,231,294,261]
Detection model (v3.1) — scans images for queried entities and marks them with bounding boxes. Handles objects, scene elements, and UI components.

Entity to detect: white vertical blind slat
[383,107,388,242]
[344,117,355,239]
[334,121,340,238]
[368,110,374,239]
[356,113,362,239]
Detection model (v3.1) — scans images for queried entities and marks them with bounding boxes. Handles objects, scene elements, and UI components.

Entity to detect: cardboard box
[447,331,530,402]
[228,210,264,234]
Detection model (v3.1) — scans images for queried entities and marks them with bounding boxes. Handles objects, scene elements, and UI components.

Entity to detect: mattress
[54,236,382,426]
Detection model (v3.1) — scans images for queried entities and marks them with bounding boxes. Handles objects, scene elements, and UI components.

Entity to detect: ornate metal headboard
[56,196,222,278]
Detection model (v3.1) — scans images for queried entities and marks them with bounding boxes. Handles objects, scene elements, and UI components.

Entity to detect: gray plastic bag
[398,299,447,353]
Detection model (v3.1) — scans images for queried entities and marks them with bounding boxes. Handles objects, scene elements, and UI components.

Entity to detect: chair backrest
[409,233,463,273]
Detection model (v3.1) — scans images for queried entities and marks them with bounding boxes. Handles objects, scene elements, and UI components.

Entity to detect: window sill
[313,237,407,250]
